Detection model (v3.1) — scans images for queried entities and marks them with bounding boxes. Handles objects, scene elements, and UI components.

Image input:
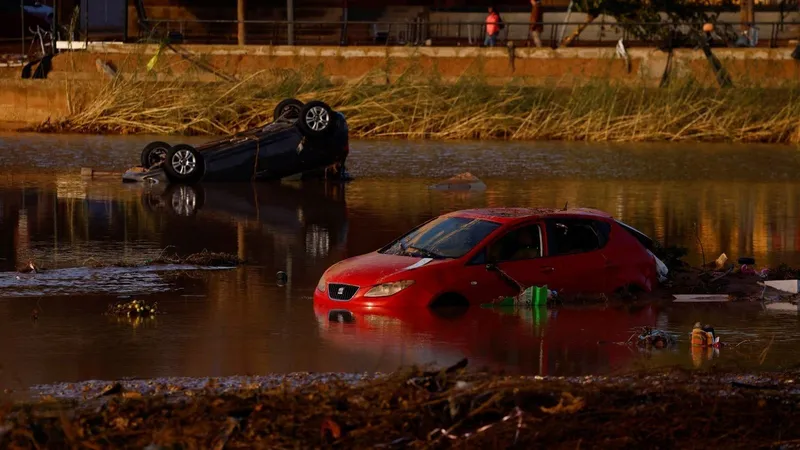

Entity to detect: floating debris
[428,172,487,191]
[105,299,159,318]
[84,248,245,269]
[634,327,677,349]
[17,261,43,274]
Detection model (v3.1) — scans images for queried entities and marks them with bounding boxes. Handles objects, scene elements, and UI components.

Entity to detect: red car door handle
[541,267,555,274]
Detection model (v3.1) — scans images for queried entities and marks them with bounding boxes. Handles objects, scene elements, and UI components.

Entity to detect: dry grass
[36,67,800,143]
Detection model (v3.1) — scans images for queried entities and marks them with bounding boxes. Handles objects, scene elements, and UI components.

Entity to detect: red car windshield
[381,216,501,259]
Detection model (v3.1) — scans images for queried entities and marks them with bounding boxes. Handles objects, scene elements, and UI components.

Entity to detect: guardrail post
[287,0,295,45]
[20,0,25,56]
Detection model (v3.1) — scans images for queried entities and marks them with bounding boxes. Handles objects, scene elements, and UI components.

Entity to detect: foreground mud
[2,364,799,449]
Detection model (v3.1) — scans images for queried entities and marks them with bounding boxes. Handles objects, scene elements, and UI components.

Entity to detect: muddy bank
[2,364,799,449]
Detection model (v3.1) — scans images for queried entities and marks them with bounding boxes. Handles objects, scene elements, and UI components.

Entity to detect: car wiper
[405,245,446,259]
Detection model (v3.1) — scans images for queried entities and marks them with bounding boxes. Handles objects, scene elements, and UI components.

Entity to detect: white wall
[426,11,800,44]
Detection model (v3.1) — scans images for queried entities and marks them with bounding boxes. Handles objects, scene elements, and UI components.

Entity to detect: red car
[314,208,667,309]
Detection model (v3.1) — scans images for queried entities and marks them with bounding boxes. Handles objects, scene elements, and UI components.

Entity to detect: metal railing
[137,19,799,48]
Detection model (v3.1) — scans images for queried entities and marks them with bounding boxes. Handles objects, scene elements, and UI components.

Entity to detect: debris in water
[105,299,159,318]
[17,261,43,274]
[712,253,728,270]
[761,279,800,294]
[84,248,245,268]
[277,271,288,286]
[673,294,731,303]
[428,172,487,191]
[634,327,677,349]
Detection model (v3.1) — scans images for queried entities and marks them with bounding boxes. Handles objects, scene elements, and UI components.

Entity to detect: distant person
[484,6,501,47]
[691,322,714,347]
[530,0,544,48]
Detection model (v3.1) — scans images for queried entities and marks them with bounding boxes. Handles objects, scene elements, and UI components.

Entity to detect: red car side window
[545,219,609,256]
[486,224,543,262]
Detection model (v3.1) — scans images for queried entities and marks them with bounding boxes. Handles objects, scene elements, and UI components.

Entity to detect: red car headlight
[317,275,327,292]
[364,280,415,298]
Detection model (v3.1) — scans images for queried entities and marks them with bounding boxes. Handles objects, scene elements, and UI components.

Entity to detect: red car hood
[324,252,445,285]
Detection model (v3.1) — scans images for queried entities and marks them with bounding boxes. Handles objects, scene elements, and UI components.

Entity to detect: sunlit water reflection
[0,133,799,387]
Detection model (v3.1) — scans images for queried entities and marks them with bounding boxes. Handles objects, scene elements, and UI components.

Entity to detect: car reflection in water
[314,302,661,376]
[138,181,349,264]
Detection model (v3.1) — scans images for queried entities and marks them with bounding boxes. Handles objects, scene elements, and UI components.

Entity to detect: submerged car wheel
[298,101,337,138]
[273,98,305,121]
[164,144,205,184]
[140,141,172,168]
[166,184,204,217]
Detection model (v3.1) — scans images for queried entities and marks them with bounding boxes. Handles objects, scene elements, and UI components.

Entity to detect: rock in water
[429,173,487,191]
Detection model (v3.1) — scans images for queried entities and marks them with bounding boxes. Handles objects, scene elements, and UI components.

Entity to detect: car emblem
[338,287,344,295]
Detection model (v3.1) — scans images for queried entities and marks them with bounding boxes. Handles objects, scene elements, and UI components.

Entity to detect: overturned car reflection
[138,182,349,262]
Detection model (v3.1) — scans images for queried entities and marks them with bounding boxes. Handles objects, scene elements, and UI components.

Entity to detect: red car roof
[446,207,614,224]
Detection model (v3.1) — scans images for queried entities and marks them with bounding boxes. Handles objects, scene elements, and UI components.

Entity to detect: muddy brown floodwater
[0,133,799,390]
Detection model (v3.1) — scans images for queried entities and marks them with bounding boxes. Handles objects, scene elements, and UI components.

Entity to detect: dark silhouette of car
[123,99,350,185]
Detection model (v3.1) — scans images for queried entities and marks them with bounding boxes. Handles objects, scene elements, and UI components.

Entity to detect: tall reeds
[40,67,800,144]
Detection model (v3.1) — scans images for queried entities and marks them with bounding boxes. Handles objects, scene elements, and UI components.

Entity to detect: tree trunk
[237,0,246,45]
[740,0,754,32]
[560,14,597,48]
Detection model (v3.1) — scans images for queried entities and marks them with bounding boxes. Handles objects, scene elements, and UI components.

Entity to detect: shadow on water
[1,137,800,387]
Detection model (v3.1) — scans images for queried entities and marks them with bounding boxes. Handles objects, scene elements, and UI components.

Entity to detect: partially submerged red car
[314,208,668,309]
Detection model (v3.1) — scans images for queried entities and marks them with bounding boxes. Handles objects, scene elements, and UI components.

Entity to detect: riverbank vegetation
[2,363,799,448]
[36,67,800,143]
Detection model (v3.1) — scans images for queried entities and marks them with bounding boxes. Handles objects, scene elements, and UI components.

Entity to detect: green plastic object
[520,286,548,306]
[480,286,548,308]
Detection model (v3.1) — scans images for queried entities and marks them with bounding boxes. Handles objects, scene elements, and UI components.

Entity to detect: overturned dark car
[122,99,350,185]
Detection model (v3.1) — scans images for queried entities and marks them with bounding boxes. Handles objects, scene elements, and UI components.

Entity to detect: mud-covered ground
[2,364,799,449]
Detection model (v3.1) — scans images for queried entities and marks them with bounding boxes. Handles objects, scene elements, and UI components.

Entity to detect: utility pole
[237,0,246,45]
[740,0,754,32]
[287,0,295,45]
[20,0,25,57]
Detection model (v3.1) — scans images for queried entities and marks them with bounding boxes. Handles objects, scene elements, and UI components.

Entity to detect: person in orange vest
[690,322,714,347]
[691,322,717,367]
[484,6,501,47]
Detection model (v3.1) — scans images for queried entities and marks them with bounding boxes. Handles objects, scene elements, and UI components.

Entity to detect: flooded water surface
[1,133,800,389]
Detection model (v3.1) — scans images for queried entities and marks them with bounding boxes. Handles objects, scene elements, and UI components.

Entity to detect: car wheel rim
[305,106,330,132]
[148,147,168,167]
[171,149,196,175]
[171,186,196,216]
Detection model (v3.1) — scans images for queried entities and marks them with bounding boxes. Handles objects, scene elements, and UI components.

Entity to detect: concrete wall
[57,43,800,85]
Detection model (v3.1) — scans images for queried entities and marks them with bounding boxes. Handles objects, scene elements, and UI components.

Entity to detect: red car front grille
[328,283,359,301]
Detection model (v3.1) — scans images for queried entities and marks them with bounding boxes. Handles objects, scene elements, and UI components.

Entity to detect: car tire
[140,141,172,168]
[297,101,338,138]
[165,184,205,217]
[164,144,205,184]
[273,98,305,121]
